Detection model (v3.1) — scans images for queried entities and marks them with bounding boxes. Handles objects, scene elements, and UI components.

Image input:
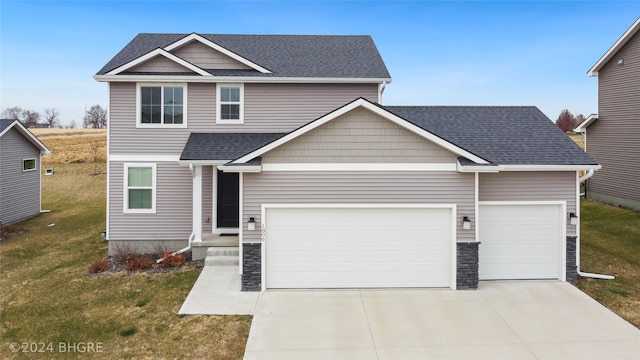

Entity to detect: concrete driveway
[244,281,640,359]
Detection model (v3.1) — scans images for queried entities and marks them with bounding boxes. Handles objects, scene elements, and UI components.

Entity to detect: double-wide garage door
[478,203,563,280]
[264,206,453,289]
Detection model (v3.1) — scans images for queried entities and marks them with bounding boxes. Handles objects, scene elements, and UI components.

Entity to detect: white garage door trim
[478,201,566,281]
[261,204,458,291]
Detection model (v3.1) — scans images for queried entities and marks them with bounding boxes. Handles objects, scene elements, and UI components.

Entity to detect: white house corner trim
[193,165,203,242]
[239,172,244,274]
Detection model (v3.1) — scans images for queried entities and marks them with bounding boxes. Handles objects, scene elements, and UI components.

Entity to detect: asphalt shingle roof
[383,105,596,166]
[0,119,16,133]
[180,133,285,161]
[97,34,391,79]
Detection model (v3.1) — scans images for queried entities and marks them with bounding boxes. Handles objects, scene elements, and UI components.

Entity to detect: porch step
[204,246,239,266]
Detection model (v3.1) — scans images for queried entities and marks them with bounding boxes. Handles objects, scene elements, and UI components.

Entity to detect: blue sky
[1,1,639,126]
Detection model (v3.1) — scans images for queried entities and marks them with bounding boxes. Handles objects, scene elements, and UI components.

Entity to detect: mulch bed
[86,251,204,277]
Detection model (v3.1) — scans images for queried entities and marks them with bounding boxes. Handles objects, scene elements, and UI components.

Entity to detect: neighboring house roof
[180,132,285,162]
[587,17,640,77]
[185,98,595,169]
[574,114,598,132]
[0,119,51,154]
[96,33,391,80]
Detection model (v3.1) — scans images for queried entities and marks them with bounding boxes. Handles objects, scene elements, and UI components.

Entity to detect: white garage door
[479,203,563,280]
[265,206,453,289]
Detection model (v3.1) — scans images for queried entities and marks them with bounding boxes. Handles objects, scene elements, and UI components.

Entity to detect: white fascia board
[178,160,230,166]
[164,33,272,74]
[94,74,391,84]
[105,48,211,76]
[261,163,457,172]
[109,154,181,162]
[456,162,501,173]
[574,114,598,132]
[587,17,640,77]
[0,120,51,153]
[232,99,489,165]
[217,164,262,173]
[499,164,601,171]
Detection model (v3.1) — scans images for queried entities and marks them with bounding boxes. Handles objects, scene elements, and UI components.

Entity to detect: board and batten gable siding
[479,172,577,235]
[109,82,378,154]
[109,162,192,241]
[129,56,194,73]
[0,128,41,225]
[171,41,252,70]
[263,107,457,163]
[242,171,475,242]
[588,30,640,209]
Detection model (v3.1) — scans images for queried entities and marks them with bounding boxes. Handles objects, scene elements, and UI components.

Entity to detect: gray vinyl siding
[0,128,41,225]
[202,166,213,230]
[263,107,456,163]
[479,172,577,235]
[171,41,252,70]
[109,82,378,154]
[129,56,193,73]
[587,31,640,208]
[242,171,475,242]
[108,161,192,241]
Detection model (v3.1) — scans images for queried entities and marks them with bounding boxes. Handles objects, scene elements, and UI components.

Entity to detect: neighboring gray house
[96,33,599,291]
[576,18,640,211]
[0,119,50,226]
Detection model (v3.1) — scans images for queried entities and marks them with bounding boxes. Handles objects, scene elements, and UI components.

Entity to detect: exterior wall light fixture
[462,216,471,230]
[569,212,578,226]
[248,217,256,231]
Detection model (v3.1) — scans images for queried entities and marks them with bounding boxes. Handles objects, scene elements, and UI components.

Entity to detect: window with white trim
[124,163,156,213]
[216,83,244,123]
[137,84,187,127]
[23,158,36,172]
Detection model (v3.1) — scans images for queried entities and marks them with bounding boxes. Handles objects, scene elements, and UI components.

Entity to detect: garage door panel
[265,207,452,289]
[479,204,562,280]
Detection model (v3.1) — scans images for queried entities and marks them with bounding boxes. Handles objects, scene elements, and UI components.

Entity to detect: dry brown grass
[569,133,585,150]
[32,128,107,165]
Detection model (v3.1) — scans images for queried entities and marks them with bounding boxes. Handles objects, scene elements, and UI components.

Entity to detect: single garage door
[478,203,563,280]
[265,206,453,289]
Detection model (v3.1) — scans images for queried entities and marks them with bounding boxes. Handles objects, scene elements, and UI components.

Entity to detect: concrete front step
[207,246,239,257]
[205,255,239,266]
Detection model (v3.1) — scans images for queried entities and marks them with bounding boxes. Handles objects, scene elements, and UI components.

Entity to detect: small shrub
[1,224,22,239]
[124,254,153,271]
[159,252,185,268]
[112,243,136,264]
[118,325,138,337]
[87,258,108,273]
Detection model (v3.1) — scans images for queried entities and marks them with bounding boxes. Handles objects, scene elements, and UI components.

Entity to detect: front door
[217,171,239,228]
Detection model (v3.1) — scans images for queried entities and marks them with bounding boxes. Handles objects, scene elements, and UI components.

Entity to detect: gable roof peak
[587,17,640,77]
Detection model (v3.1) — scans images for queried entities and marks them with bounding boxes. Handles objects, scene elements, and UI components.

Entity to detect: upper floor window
[137,84,187,128]
[217,83,244,124]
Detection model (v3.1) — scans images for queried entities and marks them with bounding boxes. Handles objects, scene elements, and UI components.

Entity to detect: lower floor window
[125,164,156,213]
[23,158,36,171]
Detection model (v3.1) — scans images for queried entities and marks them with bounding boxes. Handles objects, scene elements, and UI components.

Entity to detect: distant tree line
[555,109,585,133]
[1,105,107,129]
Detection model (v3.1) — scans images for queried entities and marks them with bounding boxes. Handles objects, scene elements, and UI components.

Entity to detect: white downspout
[158,163,198,263]
[576,170,614,280]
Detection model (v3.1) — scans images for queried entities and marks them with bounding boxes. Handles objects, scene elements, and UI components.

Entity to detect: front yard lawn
[0,163,251,359]
[575,199,640,328]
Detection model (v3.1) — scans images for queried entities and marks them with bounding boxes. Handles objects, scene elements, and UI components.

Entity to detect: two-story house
[96,33,599,291]
[576,18,640,211]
